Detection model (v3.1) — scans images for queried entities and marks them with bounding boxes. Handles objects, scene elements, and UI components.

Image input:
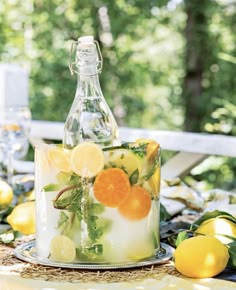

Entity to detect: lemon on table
[48,147,72,173]
[70,142,104,178]
[50,235,76,262]
[7,201,36,235]
[106,148,143,177]
[195,217,236,244]
[173,235,229,278]
[0,180,14,208]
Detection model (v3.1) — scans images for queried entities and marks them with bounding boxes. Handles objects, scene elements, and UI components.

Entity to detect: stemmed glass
[0,106,31,185]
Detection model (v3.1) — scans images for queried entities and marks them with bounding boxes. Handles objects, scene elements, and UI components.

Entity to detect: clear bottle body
[64,74,120,147]
[63,38,120,147]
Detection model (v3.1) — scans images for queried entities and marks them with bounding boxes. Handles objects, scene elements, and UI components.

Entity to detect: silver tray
[14,241,174,270]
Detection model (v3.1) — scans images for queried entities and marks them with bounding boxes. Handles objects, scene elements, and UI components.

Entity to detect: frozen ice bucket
[34,139,161,264]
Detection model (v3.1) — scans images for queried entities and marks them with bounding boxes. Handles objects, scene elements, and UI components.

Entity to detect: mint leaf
[53,196,72,209]
[87,215,100,240]
[102,143,130,152]
[227,241,236,269]
[130,143,147,158]
[90,203,104,215]
[108,161,116,168]
[57,211,69,228]
[70,174,81,184]
[160,203,171,221]
[88,244,103,255]
[53,186,83,210]
[75,210,82,221]
[76,244,103,260]
[0,205,14,223]
[103,142,147,158]
[130,168,139,185]
[67,188,83,212]
[43,184,62,192]
[143,158,160,181]
[175,231,189,247]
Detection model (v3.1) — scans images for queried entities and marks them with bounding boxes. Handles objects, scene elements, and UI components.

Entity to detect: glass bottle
[63,35,120,147]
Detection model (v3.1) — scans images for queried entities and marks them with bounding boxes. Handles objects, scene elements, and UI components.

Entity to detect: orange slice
[118,185,151,221]
[70,142,104,178]
[94,168,131,207]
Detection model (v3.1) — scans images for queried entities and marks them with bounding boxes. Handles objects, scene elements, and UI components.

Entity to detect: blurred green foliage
[0,0,235,190]
[0,0,186,128]
[189,100,236,191]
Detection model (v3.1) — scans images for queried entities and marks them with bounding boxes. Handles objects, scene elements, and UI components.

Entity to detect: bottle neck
[76,65,103,98]
[79,63,98,77]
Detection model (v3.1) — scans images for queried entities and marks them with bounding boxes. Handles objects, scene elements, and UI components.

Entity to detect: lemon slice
[107,149,143,177]
[48,147,72,173]
[50,235,76,262]
[148,165,161,198]
[70,142,104,178]
[2,123,21,131]
[128,240,154,260]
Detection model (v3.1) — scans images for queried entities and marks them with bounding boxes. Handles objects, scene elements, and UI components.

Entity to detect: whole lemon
[174,235,229,278]
[0,180,14,208]
[7,201,36,235]
[195,217,236,244]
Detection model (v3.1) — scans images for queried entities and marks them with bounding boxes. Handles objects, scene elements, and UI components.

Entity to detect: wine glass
[0,106,31,185]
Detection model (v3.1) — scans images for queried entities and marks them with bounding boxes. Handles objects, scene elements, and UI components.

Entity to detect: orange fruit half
[118,185,151,221]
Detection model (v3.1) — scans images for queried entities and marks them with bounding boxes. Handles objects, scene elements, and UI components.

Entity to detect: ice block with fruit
[35,139,161,264]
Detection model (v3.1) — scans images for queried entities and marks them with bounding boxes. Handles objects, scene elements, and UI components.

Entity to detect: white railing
[29,120,236,179]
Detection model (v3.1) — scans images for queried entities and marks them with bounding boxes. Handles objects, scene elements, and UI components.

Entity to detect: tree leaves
[228,242,236,269]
